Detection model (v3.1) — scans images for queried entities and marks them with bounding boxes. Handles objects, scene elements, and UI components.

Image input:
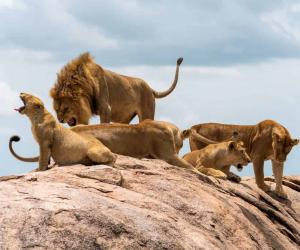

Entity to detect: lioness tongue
[14,106,25,112]
[68,118,75,126]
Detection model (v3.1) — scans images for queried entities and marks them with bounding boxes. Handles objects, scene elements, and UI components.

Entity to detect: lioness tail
[152,57,183,98]
[181,129,191,140]
[9,135,39,162]
[182,129,218,145]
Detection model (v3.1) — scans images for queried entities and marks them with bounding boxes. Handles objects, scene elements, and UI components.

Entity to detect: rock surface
[0,155,300,249]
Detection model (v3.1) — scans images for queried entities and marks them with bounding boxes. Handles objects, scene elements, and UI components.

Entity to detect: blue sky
[0,0,300,177]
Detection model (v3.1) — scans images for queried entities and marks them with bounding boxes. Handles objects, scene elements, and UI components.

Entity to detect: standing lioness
[50,52,183,126]
[183,120,299,198]
[10,93,116,171]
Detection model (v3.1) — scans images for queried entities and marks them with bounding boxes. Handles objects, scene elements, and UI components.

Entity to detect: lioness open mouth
[14,96,26,114]
[67,117,77,126]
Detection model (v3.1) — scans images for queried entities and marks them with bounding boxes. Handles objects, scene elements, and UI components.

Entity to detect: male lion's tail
[9,135,39,162]
[152,57,183,98]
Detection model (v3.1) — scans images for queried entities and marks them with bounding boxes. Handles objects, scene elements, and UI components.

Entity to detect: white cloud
[261,3,300,42]
[43,0,119,50]
[0,82,19,116]
[0,0,25,9]
[0,48,54,62]
[1,1,300,65]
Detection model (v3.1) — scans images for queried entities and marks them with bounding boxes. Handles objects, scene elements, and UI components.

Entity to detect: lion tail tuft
[177,57,183,65]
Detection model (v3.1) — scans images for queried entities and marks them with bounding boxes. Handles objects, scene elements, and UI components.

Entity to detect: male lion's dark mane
[50,52,100,113]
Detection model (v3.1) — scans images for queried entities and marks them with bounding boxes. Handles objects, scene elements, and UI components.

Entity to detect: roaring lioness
[50,52,183,126]
[71,120,194,170]
[182,120,299,198]
[183,141,251,183]
[10,93,116,171]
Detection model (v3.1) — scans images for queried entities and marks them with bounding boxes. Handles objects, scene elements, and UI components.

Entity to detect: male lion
[50,52,183,126]
[183,140,251,183]
[10,93,116,171]
[182,120,299,198]
[71,120,195,171]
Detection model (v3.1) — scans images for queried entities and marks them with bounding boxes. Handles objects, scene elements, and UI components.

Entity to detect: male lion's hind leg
[272,160,287,199]
[197,166,227,180]
[137,96,155,122]
[253,158,271,192]
[87,146,116,166]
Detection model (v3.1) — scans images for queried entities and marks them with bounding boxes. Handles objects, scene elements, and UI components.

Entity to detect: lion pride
[50,52,183,126]
[182,120,299,198]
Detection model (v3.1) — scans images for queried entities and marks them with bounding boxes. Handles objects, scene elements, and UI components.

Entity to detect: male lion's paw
[275,189,288,199]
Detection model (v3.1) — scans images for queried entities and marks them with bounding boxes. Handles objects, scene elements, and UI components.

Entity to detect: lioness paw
[228,175,241,183]
[275,189,288,199]
[227,172,241,183]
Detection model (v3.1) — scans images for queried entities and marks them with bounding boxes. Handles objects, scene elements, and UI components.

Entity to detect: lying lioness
[50,52,183,125]
[71,120,194,170]
[183,141,251,182]
[10,93,116,171]
[182,120,299,198]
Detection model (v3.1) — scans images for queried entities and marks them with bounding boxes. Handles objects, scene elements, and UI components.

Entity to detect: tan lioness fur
[183,141,251,182]
[9,93,116,171]
[50,52,183,126]
[71,119,194,170]
[182,120,299,198]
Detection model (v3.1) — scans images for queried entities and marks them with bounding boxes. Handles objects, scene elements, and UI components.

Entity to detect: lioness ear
[232,131,239,141]
[229,141,236,150]
[292,139,300,146]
